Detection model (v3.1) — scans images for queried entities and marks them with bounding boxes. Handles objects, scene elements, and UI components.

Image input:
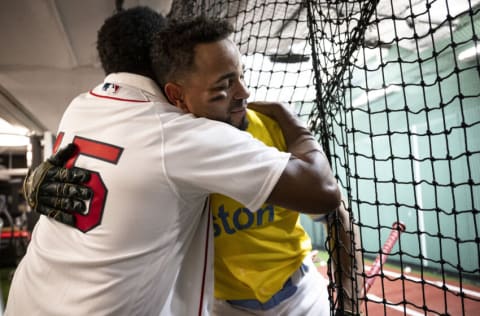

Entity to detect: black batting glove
[23,143,92,227]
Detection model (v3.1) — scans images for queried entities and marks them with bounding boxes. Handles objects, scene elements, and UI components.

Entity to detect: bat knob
[392,221,406,232]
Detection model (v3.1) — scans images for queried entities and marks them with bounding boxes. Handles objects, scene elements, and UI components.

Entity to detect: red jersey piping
[89,90,149,103]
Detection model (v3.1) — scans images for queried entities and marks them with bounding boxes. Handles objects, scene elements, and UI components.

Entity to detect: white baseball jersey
[5,73,290,316]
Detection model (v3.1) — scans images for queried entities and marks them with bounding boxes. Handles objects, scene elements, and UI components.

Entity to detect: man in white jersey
[7,10,341,316]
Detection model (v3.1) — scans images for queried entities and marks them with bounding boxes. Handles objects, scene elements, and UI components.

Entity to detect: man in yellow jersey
[211,108,362,316]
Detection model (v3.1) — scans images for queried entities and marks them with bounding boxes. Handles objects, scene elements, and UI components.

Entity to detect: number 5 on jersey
[53,133,123,232]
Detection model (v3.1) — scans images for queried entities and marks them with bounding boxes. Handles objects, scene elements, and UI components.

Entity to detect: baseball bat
[364,221,406,294]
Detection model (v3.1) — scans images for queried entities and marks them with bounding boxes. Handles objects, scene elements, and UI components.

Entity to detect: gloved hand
[23,143,92,227]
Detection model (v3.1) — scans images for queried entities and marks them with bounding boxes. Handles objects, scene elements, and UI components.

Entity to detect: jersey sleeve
[162,115,291,211]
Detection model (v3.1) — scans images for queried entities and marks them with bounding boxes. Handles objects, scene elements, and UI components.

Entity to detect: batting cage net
[170,0,480,315]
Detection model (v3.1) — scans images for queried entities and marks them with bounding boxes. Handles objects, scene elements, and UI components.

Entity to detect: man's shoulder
[246,109,286,150]
[246,109,279,130]
[165,113,241,131]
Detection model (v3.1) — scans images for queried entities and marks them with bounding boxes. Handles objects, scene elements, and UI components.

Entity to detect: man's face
[178,38,250,130]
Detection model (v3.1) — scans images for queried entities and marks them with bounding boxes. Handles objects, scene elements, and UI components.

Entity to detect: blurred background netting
[170,0,480,314]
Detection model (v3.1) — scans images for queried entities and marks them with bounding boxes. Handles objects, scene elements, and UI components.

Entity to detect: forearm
[328,200,364,314]
[248,101,341,212]
[252,102,322,158]
[267,103,341,207]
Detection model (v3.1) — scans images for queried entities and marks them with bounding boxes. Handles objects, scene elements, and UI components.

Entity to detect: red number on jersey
[53,133,123,232]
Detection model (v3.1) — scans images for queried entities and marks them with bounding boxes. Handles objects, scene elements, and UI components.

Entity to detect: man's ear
[164,82,189,112]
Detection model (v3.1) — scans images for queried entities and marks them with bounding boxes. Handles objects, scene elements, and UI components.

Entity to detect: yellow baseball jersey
[211,109,312,303]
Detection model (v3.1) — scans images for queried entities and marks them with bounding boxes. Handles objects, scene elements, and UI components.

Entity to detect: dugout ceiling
[0,0,478,135]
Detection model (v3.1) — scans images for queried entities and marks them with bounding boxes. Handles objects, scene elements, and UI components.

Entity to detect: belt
[227,263,309,310]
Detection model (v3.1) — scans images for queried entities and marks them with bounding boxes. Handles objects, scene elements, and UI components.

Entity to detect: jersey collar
[104,73,164,98]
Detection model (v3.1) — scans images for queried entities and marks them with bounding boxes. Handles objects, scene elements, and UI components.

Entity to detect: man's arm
[248,102,341,213]
[25,102,339,222]
[327,200,364,316]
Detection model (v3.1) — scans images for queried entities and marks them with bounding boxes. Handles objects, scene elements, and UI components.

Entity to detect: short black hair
[97,6,166,79]
[150,15,234,89]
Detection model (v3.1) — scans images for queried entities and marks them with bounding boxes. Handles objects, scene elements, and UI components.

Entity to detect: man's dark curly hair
[150,15,234,89]
[97,6,166,79]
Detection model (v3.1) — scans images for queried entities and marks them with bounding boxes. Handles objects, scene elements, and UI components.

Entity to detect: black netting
[173,0,480,315]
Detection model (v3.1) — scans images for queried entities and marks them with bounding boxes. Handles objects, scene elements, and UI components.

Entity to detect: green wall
[301,16,480,279]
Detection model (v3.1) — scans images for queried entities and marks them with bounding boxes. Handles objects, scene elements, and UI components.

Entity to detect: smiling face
[168,38,250,130]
